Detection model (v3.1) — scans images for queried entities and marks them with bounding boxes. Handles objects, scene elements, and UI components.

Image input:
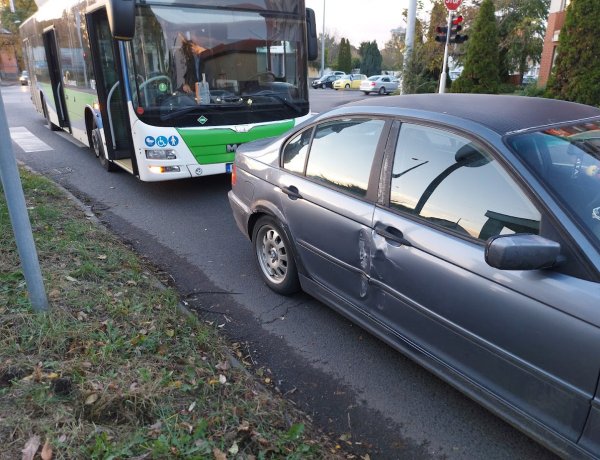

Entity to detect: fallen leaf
[85,393,99,405]
[65,276,77,282]
[219,374,227,384]
[41,440,53,460]
[21,435,40,460]
[188,401,196,412]
[97,255,107,260]
[165,329,175,337]
[228,442,239,455]
[213,448,227,460]
[215,361,230,371]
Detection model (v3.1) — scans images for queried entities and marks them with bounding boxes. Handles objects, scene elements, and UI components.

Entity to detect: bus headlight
[145,149,176,160]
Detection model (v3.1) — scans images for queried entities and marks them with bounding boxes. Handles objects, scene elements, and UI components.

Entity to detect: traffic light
[450,15,468,44]
[435,26,448,43]
[435,15,469,44]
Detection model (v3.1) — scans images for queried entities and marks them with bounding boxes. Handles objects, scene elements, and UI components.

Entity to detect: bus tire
[91,123,118,172]
[42,97,60,131]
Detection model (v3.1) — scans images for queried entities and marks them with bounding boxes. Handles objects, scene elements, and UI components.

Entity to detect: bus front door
[42,29,70,131]
[86,8,135,173]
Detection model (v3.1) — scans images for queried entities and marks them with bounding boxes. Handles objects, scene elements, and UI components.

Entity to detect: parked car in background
[360,75,398,95]
[228,93,600,460]
[333,73,367,90]
[311,74,341,89]
[19,70,29,86]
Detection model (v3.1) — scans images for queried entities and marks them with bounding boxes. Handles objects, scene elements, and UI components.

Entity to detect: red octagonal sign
[444,0,462,10]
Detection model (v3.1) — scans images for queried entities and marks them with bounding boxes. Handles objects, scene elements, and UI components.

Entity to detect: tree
[547,0,600,106]
[0,0,37,73]
[382,30,405,72]
[337,38,352,74]
[495,0,549,83]
[359,41,382,76]
[451,0,500,93]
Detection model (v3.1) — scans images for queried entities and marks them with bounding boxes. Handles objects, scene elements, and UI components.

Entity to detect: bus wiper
[160,104,210,121]
[244,91,303,114]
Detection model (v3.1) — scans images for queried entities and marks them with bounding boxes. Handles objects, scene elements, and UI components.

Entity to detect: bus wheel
[42,97,60,131]
[91,124,118,172]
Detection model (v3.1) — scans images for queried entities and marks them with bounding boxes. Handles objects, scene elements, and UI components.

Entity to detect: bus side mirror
[306,8,318,61]
[107,0,135,41]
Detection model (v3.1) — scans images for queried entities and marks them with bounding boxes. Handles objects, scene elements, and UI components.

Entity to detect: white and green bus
[20,0,318,181]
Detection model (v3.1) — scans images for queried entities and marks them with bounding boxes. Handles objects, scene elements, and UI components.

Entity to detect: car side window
[390,123,541,241]
[282,128,313,174]
[305,118,385,198]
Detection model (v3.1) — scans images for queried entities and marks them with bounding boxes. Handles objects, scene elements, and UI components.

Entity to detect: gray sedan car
[228,94,600,459]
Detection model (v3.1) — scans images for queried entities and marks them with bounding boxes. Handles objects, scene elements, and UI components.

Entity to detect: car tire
[321,83,326,89]
[252,216,300,295]
[91,122,118,172]
[379,86,386,95]
[362,91,369,95]
[345,84,350,89]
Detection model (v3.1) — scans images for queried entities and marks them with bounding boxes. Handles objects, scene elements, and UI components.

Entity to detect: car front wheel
[252,216,300,295]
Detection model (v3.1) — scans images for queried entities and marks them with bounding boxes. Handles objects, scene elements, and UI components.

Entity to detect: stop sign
[444,0,462,10]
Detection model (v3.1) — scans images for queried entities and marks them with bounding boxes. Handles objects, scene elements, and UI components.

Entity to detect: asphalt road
[3,84,557,460]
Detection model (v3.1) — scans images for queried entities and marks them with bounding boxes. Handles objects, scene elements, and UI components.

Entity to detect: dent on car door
[277,117,387,309]
[370,122,600,442]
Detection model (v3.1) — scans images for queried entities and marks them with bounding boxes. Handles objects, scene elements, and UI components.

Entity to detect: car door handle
[282,185,303,200]
[375,224,412,247]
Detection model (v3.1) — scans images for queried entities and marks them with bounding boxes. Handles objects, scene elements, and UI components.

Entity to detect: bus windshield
[127,4,309,127]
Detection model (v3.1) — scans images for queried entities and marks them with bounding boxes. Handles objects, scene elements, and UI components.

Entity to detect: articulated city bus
[20,0,318,181]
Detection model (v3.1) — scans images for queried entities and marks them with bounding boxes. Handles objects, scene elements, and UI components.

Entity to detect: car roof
[331,93,600,135]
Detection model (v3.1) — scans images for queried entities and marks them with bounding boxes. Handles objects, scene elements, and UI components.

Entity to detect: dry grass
[0,169,353,459]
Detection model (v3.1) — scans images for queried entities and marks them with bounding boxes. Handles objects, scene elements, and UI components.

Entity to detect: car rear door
[369,121,600,443]
[276,117,389,310]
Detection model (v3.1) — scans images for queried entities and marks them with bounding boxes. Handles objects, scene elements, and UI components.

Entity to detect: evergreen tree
[451,0,500,94]
[337,38,352,74]
[547,0,600,106]
[359,41,382,76]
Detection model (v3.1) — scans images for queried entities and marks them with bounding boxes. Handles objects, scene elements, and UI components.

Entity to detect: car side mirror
[485,234,561,271]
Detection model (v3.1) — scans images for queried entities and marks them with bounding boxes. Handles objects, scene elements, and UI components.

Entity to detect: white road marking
[9,126,53,152]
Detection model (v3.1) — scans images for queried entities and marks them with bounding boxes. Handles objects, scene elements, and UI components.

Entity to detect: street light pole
[402,0,417,94]
[320,0,326,77]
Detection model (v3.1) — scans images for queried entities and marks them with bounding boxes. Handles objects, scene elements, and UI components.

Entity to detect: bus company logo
[144,136,156,147]
[233,125,251,133]
[227,144,240,153]
[197,116,208,125]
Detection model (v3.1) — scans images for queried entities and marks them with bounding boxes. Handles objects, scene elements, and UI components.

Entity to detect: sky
[305,0,433,49]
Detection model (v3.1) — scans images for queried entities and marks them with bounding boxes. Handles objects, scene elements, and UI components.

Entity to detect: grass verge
[0,169,352,459]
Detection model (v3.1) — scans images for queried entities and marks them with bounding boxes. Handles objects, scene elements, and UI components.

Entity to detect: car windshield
[125,4,308,127]
[506,120,600,248]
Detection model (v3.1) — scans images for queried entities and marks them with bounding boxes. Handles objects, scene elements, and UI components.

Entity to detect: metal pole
[438,11,452,94]
[0,91,49,313]
[402,0,417,94]
[320,0,326,77]
[9,0,15,13]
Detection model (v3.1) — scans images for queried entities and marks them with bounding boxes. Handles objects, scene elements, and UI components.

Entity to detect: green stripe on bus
[177,121,294,165]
